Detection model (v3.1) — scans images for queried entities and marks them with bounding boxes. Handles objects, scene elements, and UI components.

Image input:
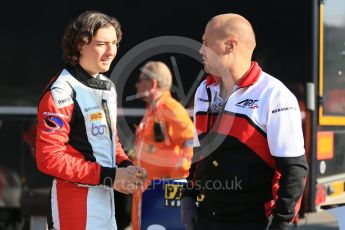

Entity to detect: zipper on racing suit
[102,98,116,222]
[101,99,114,167]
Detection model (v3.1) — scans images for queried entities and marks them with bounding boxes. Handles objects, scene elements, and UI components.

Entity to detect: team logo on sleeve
[45,116,64,130]
[51,88,73,108]
[272,106,296,113]
[43,112,69,119]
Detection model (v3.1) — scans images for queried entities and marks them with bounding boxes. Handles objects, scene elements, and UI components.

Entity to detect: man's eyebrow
[94,40,118,43]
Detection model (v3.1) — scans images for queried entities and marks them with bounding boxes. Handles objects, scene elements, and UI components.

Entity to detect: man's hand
[181,197,198,230]
[132,165,148,180]
[113,166,147,194]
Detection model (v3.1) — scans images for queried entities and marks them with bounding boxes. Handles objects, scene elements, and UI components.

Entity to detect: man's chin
[99,65,111,73]
[204,66,209,74]
[204,66,217,76]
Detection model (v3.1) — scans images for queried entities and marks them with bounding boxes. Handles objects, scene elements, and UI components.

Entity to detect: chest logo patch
[90,112,103,121]
[235,99,259,109]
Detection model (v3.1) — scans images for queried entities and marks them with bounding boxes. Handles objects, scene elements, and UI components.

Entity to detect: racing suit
[36,64,132,230]
[131,91,194,230]
[182,62,308,230]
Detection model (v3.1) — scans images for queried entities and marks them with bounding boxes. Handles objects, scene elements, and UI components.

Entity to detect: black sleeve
[118,160,133,168]
[100,166,116,187]
[269,154,309,230]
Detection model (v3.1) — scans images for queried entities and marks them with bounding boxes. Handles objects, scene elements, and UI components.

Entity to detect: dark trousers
[196,215,269,230]
[196,196,270,230]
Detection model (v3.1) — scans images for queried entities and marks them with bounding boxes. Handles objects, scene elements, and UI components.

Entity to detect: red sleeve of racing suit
[115,135,132,168]
[36,90,114,186]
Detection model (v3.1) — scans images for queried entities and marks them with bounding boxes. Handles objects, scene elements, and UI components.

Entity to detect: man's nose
[199,44,206,55]
[107,44,117,56]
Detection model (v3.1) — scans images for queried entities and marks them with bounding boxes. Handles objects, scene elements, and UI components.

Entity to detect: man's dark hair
[62,11,122,65]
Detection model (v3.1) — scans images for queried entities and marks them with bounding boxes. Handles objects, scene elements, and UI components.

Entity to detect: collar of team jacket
[205,61,262,88]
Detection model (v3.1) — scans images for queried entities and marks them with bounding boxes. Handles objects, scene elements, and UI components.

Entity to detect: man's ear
[79,45,86,55]
[149,79,158,95]
[227,45,232,54]
[226,39,237,53]
[151,79,158,89]
[225,41,233,53]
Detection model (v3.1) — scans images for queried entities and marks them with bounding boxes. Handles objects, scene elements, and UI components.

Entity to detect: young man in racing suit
[180,14,309,230]
[36,11,147,230]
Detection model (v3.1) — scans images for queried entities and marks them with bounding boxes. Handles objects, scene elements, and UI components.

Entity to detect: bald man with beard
[180,14,308,230]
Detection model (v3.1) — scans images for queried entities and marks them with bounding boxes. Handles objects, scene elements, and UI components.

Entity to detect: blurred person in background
[131,61,194,230]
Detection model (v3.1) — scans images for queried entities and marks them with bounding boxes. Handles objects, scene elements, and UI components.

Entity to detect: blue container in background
[141,179,186,230]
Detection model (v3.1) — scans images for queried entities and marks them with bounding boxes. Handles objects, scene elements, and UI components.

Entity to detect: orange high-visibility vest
[132,91,194,230]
